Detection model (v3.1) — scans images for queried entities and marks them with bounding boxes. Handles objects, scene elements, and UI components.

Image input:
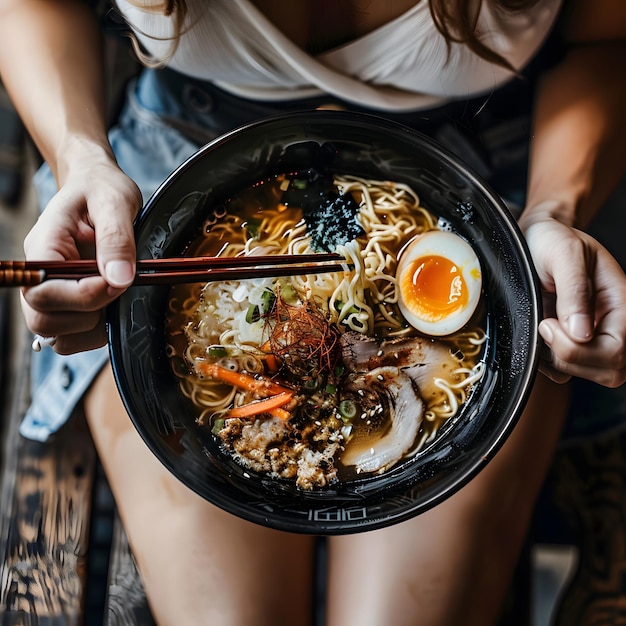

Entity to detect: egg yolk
[402,255,469,320]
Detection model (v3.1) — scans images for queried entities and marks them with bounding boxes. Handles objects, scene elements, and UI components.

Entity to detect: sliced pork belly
[340,331,460,405]
[340,365,425,474]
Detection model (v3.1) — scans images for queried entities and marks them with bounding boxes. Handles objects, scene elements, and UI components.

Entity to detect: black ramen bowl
[107,111,541,534]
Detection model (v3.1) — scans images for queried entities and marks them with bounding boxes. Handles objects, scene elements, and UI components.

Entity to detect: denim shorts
[21,69,206,441]
[20,66,626,443]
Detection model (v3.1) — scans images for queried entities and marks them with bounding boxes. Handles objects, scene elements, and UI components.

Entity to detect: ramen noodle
[165,172,487,490]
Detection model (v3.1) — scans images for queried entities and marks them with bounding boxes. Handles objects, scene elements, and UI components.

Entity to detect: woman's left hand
[523,217,626,387]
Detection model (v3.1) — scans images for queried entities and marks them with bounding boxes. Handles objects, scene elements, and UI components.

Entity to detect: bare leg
[326,374,570,626]
[84,364,315,626]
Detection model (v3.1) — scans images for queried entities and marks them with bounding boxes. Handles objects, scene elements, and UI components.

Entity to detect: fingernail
[539,321,553,345]
[568,313,592,342]
[105,260,134,287]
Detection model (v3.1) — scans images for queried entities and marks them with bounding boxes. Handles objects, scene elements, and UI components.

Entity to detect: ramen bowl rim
[107,110,542,534]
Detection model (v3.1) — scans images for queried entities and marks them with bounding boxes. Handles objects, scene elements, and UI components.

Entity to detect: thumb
[92,206,137,289]
[551,244,595,343]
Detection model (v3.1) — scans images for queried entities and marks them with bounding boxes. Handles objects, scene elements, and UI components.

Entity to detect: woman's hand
[21,151,142,354]
[0,0,143,354]
[522,217,626,388]
[521,1,626,389]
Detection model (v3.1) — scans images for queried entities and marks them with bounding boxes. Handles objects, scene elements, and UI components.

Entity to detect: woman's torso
[251,0,421,53]
[114,0,562,110]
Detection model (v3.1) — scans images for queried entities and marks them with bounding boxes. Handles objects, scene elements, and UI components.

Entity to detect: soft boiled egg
[396,230,482,336]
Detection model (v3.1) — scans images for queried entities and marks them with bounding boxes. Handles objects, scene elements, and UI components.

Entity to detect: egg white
[396,230,482,336]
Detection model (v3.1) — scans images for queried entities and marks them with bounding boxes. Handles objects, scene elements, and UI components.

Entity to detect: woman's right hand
[0,0,142,354]
[21,148,142,354]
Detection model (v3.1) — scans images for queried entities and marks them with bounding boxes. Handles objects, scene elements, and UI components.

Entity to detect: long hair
[429,0,541,70]
[122,0,188,66]
[123,0,541,70]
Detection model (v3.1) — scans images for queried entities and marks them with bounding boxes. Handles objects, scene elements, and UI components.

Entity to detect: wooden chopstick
[0,254,351,287]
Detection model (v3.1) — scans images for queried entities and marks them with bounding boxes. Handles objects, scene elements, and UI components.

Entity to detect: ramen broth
[165,172,487,489]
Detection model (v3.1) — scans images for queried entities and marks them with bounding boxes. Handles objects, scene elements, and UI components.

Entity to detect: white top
[115,0,562,111]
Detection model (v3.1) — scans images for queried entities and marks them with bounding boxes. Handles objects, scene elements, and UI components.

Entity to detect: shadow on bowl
[107,110,541,534]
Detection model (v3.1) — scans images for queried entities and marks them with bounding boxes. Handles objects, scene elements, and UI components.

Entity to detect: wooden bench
[530,426,626,623]
[0,320,155,625]
[0,13,155,622]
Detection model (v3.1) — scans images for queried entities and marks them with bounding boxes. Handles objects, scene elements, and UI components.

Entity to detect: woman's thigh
[84,364,316,626]
[326,374,570,626]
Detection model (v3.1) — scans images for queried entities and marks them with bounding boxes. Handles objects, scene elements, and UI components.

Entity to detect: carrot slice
[227,391,293,418]
[264,353,281,373]
[196,362,290,397]
[259,340,280,372]
[269,407,291,421]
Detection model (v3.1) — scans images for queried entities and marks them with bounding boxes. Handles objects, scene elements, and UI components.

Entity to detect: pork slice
[340,332,460,404]
[340,366,424,474]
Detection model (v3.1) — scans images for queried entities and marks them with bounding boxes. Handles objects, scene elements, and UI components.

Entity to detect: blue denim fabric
[23,67,324,441]
[20,70,204,441]
[21,346,109,440]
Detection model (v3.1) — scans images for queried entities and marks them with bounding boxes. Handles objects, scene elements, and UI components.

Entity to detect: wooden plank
[0,291,9,451]
[0,345,97,625]
[105,514,155,626]
[546,429,626,624]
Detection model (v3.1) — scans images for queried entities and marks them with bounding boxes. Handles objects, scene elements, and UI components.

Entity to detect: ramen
[165,172,487,490]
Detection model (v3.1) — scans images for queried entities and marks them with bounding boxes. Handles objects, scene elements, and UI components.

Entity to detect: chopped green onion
[173,357,191,376]
[338,399,357,420]
[245,304,260,324]
[279,283,298,303]
[334,300,360,315]
[211,418,225,435]
[208,346,228,358]
[325,383,337,395]
[260,289,276,313]
[303,377,319,391]
[246,218,262,238]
